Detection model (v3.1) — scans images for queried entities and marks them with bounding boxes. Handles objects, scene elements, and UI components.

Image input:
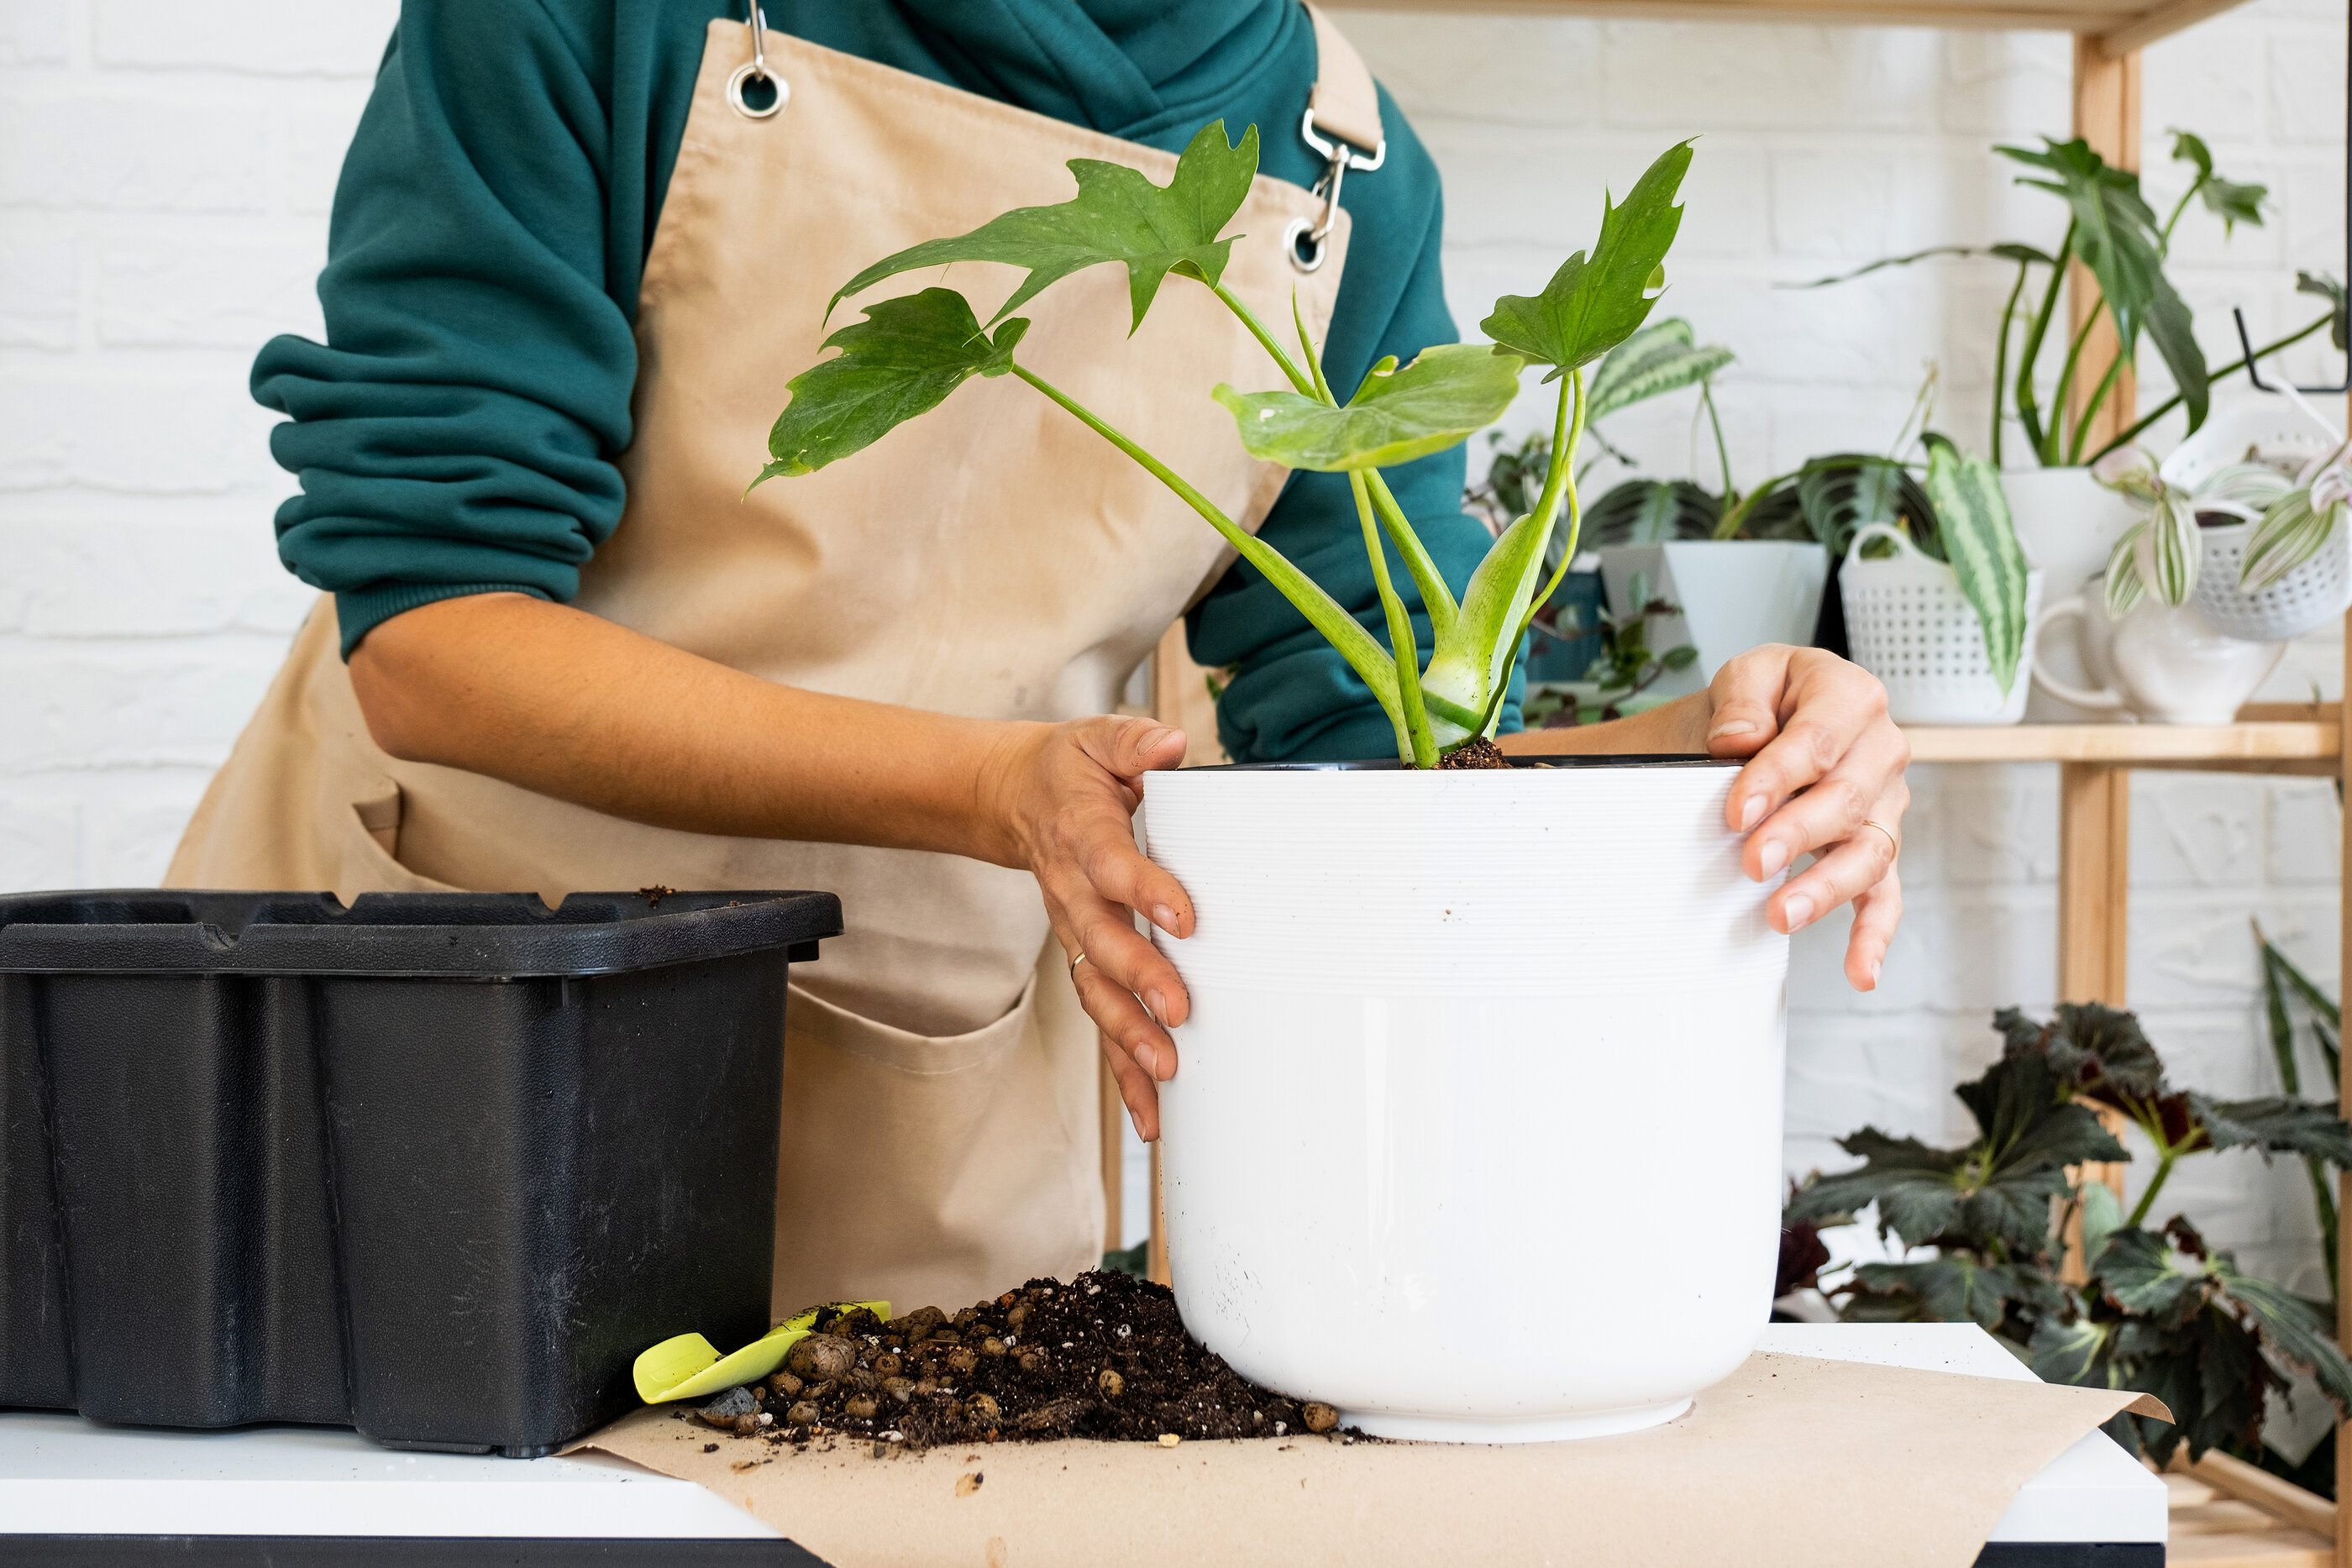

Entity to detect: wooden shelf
[1335,0,2248,55]
[1903,718,2341,773]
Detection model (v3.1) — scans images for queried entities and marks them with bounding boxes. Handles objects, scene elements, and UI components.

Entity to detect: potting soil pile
[685,1271,1337,1451]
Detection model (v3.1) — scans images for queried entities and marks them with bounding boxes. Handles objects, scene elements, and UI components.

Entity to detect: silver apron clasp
[727,1,788,120]
[1286,108,1384,274]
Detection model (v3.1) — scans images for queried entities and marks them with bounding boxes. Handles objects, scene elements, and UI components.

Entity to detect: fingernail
[1710,719,1758,739]
[1134,1041,1157,1076]
[1129,1109,1146,1141]
[1759,839,1788,878]
[1146,991,1168,1025]
[1782,894,1814,931]
[1152,904,1180,936]
[1738,796,1765,833]
[1868,960,1882,989]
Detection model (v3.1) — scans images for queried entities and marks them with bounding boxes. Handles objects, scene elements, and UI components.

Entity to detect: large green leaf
[2003,1003,2167,1101]
[2208,1260,2352,1412]
[827,121,1260,333]
[1998,137,2209,433]
[1212,344,1525,472]
[1479,141,1693,381]
[2170,130,2268,236]
[1922,435,2029,694]
[1850,1257,2061,1331]
[1583,317,1733,425]
[1583,478,1719,546]
[2092,1227,2211,1329]
[2030,1314,2124,1388]
[753,289,1029,485]
[2193,1094,2352,1167]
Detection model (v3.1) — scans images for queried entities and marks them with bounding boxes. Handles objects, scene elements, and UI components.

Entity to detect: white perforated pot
[1840,524,2045,726]
[1141,758,1788,1443]
[2160,400,2351,642]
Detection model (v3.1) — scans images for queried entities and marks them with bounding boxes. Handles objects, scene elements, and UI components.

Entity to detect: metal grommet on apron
[1285,108,1383,274]
[726,1,787,120]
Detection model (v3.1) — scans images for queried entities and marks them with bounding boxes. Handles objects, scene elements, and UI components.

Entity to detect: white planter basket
[1592,541,1827,700]
[1142,759,1785,1443]
[2160,399,2351,642]
[1840,523,2045,726]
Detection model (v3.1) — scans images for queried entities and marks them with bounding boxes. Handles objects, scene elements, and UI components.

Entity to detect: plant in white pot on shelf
[756,129,1790,1440]
[1808,130,2326,716]
[1466,321,1828,705]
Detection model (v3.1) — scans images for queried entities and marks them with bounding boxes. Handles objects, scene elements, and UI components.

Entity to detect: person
[171,0,1908,1318]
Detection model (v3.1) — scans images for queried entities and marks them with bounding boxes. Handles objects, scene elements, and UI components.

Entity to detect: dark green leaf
[755,290,1028,484]
[2030,1314,2123,1388]
[2201,176,2268,235]
[2029,1003,2167,1101]
[2092,1226,2210,1329]
[1850,1257,2050,1330]
[2169,128,2215,181]
[1584,478,1720,546]
[828,121,1259,333]
[2193,1094,2352,1167]
[1212,343,1525,472]
[1480,141,1692,380]
[1660,644,1699,670]
[2297,271,2348,354]
[2208,1257,2352,1413]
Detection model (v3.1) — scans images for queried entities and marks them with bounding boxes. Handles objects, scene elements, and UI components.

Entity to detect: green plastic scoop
[634,1298,891,1405]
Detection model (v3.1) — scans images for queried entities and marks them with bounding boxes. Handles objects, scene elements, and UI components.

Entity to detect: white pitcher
[2030,588,2286,724]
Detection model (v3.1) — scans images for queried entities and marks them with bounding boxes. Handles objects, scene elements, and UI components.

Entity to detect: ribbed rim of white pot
[1186,753,1732,773]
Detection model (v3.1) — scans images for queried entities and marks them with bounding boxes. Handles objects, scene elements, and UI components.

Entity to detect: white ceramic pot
[1142,758,1788,1443]
[2031,590,2287,724]
[1840,524,2045,726]
[1593,542,1828,700]
[2001,467,2140,723]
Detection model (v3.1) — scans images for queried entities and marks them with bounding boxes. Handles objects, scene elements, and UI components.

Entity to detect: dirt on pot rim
[680,1271,1352,1453]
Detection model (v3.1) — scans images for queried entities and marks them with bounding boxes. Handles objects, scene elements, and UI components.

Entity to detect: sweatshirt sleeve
[1187,117,1523,765]
[251,0,635,658]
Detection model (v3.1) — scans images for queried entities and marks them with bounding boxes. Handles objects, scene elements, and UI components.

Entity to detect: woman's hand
[1499,643,1908,991]
[1692,646,1908,990]
[985,716,1193,1140]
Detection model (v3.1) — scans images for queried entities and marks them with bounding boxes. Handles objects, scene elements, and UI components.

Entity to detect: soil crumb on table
[691,1271,1347,1451]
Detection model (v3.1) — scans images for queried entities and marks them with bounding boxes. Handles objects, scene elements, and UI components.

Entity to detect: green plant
[2258,922,2344,1294]
[752,125,1697,767]
[2090,442,2352,616]
[1803,130,2334,468]
[1787,1003,2352,1467]
[1519,569,1698,727]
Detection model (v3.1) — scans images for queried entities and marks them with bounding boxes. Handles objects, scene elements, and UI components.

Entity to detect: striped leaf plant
[750,123,1696,768]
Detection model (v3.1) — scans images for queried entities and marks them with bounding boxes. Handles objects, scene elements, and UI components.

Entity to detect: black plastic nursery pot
[0,889,840,1457]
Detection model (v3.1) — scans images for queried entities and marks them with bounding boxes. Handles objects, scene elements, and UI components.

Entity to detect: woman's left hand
[1501,643,1908,989]
[1693,646,1908,990]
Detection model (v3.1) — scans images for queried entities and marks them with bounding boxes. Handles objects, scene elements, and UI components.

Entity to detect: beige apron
[170,11,1373,1319]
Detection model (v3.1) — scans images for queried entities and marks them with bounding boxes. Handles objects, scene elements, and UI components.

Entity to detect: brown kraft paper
[578,1350,2171,1567]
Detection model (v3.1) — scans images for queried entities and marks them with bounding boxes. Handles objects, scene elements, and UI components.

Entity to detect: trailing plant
[753,124,1698,766]
[2089,438,2352,616]
[1787,1004,2352,1467]
[1801,130,2333,468]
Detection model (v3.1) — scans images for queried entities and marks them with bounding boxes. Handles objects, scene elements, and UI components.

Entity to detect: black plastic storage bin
[0,889,839,1456]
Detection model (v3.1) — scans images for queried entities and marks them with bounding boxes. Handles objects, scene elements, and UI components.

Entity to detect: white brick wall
[0,0,2344,1276]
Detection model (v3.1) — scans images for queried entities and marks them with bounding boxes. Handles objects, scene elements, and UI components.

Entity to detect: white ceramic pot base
[1341,1397,1693,1445]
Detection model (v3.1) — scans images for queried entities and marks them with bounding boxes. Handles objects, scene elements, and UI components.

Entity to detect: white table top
[0,1322,2163,1545]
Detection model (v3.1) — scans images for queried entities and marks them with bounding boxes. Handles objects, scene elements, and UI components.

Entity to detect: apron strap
[1303,3,1383,159]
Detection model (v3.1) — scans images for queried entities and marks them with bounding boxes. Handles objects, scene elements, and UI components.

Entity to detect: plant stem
[2067,344,2129,465]
[1702,382,1736,505]
[1352,471,1435,767]
[2126,1151,2176,1229]
[1528,367,1579,538]
[1363,470,1460,642]
[2085,311,2337,465]
[1478,367,1590,737]
[1210,282,1315,397]
[2161,179,2202,250]
[2045,301,2104,466]
[1991,259,2030,466]
[1009,361,1403,719]
[2014,222,2075,462]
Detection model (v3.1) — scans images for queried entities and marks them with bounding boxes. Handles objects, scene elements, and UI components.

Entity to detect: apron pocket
[336,780,459,899]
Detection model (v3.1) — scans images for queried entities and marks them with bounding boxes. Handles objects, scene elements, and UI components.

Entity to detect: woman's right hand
[984,716,1193,1141]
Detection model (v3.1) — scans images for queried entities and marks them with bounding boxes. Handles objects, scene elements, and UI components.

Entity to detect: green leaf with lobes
[1479,140,1693,380]
[1211,343,1526,471]
[1921,434,2030,695]
[752,290,1028,486]
[827,121,1260,334]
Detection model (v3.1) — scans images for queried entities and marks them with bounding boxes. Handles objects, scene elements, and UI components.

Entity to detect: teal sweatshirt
[252,0,1522,763]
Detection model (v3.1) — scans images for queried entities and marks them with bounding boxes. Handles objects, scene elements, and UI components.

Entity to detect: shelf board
[1331,0,2248,54]
[1903,716,2340,770]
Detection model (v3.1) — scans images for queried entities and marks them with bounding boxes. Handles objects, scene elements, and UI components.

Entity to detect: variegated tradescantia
[752,122,1697,767]
[2091,443,2352,616]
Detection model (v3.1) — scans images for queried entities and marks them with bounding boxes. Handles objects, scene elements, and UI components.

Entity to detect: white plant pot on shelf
[1142,758,1787,1443]
[1593,541,1828,700]
[2160,398,2351,642]
[2002,467,2139,722]
[1841,523,2045,726]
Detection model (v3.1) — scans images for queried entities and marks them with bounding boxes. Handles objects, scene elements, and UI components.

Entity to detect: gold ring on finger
[1069,950,1089,984]
[1859,819,1899,861]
